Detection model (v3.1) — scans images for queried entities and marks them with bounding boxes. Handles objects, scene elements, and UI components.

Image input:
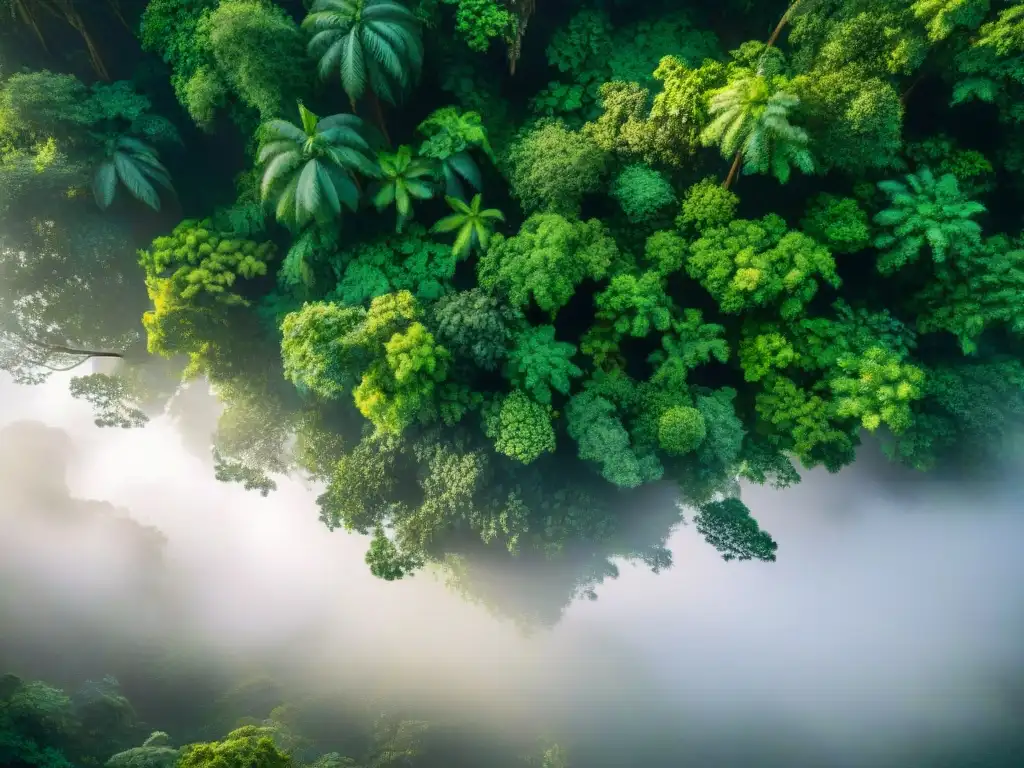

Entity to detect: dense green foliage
[4,0,1024,621]
[0,670,565,768]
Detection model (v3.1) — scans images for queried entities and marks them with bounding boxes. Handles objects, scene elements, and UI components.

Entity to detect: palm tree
[303,0,422,118]
[702,73,813,189]
[92,135,173,212]
[431,194,504,258]
[259,103,379,229]
[370,145,435,232]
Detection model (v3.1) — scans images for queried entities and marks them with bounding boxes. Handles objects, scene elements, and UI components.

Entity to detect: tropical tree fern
[92,135,173,212]
[370,145,435,232]
[873,167,986,274]
[304,0,423,107]
[431,194,504,257]
[702,73,813,188]
[259,103,379,229]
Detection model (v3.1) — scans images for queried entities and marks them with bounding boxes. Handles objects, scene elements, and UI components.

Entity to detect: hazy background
[1,370,1023,767]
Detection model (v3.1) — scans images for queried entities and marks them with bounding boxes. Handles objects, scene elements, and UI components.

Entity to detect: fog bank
[1,371,1022,767]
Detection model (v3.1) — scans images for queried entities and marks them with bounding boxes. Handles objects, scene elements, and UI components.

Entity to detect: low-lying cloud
[1,372,1022,767]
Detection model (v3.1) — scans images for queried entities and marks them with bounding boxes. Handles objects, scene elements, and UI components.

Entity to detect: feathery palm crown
[304,0,423,106]
[432,194,505,257]
[371,145,435,232]
[259,103,379,229]
[703,74,814,183]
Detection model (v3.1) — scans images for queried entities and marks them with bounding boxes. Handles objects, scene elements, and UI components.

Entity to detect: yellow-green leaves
[486,391,556,464]
[281,301,366,399]
[830,347,925,434]
[657,406,706,456]
[594,271,674,339]
[686,215,839,319]
[355,321,451,434]
[479,214,617,315]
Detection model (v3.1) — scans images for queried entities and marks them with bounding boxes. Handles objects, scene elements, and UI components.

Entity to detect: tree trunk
[33,0,110,79]
[901,73,926,105]
[726,0,803,186]
[66,8,110,81]
[723,151,743,190]
[12,1,49,52]
[105,0,131,33]
[765,0,803,51]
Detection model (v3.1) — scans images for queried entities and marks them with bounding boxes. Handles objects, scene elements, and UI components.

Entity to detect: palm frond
[431,213,466,233]
[372,182,396,210]
[258,140,297,163]
[365,54,398,104]
[315,162,342,219]
[444,195,472,215]
[341,30,367,102]
[362,26,404,83]
[296,160,323,227]
[395,183,411,217]
[304,11,354,33]
[472,220,491,251]
[317,37,347,79]
[318,113,369,132]
[264,119,308,143]
[116,136,159,158]
[452,223,474,257]
[114,152,160,211]
[368,19,422,76]
[299,103,320,135]
[261,149,303,198]
[326,145,380,177]
[404,178,434,199]
[325,164,361,212]
[275,175,300,229]
[362,1,418,25]
[447,151,482,191]
[93,159,117,209]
